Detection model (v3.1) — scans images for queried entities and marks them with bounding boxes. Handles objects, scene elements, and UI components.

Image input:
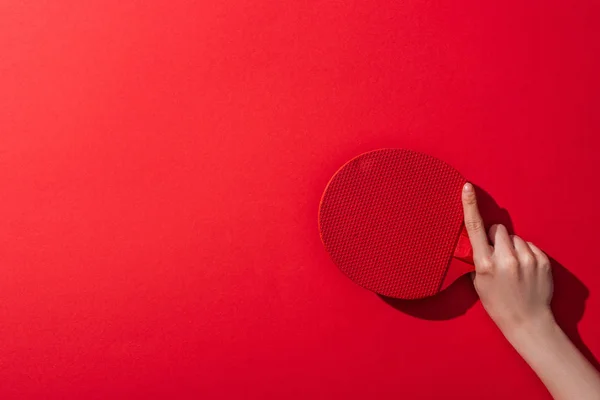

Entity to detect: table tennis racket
[318,148,475,300]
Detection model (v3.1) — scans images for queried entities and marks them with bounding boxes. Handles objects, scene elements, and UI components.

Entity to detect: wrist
[502,310,560,354]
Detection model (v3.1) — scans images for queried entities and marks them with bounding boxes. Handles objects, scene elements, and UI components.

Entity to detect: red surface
[0,1,599,399]
[319,149,467,299]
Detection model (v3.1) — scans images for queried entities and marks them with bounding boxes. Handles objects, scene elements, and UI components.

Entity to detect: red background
[1,1,599,399]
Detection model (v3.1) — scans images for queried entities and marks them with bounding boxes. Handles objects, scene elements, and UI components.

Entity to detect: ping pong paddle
[318,148,475,300]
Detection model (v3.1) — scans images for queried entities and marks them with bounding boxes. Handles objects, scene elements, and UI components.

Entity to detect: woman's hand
[461,183,554,337]
[461,182,600,400]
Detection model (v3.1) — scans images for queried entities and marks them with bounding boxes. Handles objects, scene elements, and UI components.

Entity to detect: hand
[461,182,600,400]
[461,183,554,336]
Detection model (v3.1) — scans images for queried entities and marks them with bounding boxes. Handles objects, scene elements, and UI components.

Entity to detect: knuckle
[476,257,493,272]
[465,219,484,232]
[521,254,536,266]
[501,254,519,268]
[539,259,551,271]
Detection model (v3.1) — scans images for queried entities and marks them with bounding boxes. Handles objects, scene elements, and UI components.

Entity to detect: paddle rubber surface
[319,149,467,299]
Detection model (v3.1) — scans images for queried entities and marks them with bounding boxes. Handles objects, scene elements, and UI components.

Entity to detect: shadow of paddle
[381,185,599,369]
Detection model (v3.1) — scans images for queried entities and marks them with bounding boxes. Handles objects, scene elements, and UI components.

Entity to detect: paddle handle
[453,224,474,265]
[440,225,476,291]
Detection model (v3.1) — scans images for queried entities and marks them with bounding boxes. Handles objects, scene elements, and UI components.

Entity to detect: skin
[462,182,600,400]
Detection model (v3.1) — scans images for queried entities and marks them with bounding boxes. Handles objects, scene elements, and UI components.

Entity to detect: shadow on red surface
[381,185,599,370]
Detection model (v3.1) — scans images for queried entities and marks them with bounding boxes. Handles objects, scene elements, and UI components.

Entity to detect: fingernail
[463,183,473,192]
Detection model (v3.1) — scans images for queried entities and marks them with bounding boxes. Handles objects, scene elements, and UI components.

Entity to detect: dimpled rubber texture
[319,149,467,299]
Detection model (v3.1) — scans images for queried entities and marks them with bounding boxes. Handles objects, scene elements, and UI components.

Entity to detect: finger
[527,241,550,265]
[461,183,491,261]
[488,224,514,254]
[512,235,536,267]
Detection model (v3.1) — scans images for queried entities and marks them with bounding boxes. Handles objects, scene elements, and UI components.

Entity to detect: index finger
[461,183,492,261]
